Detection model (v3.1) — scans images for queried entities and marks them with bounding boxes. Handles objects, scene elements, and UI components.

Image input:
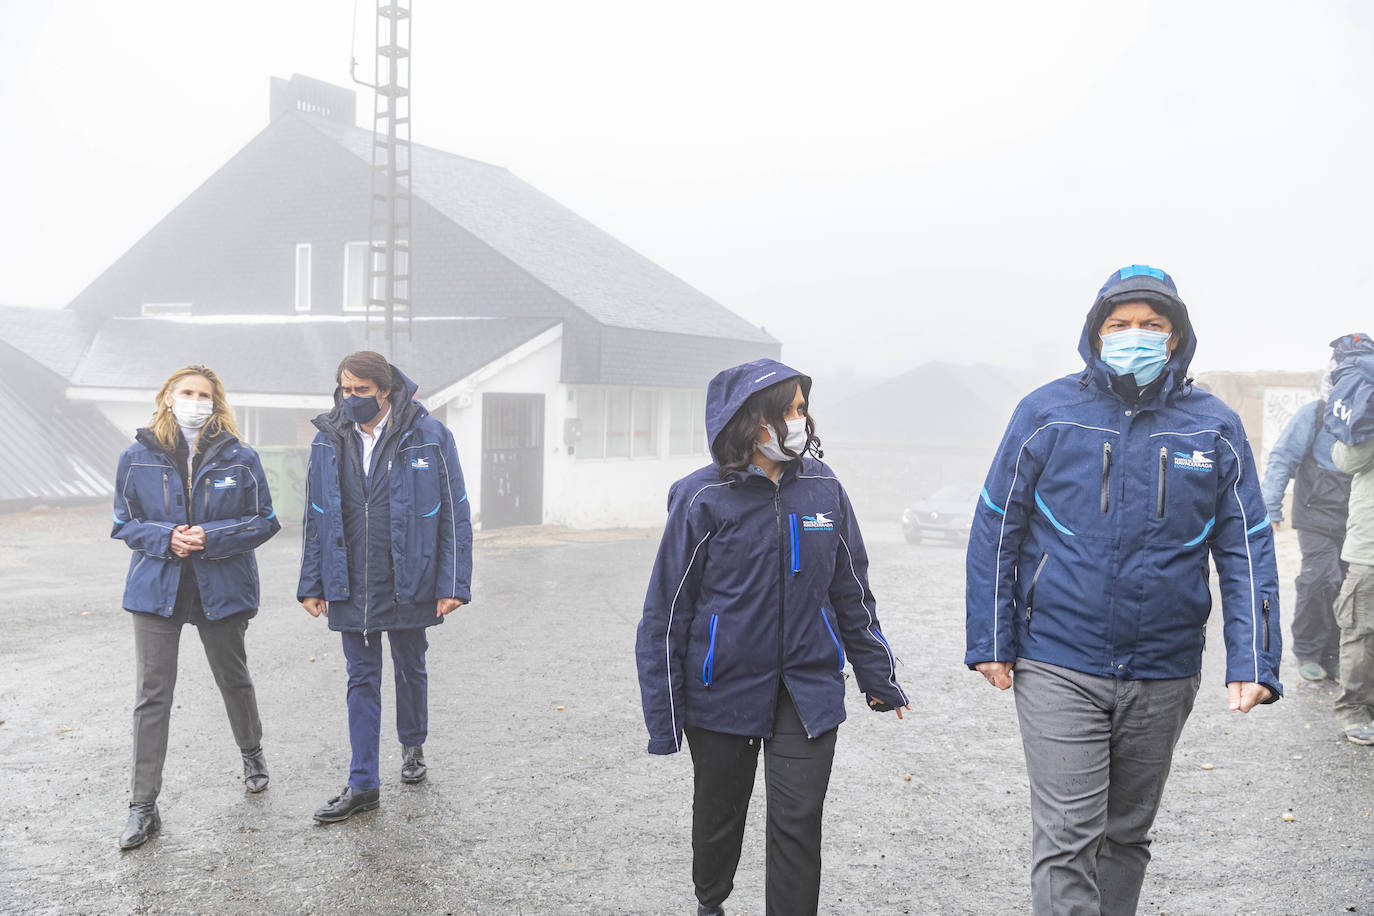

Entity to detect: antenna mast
[352,0,413,357]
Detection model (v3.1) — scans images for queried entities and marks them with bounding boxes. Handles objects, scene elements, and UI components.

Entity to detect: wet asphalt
[0,505,1371,915]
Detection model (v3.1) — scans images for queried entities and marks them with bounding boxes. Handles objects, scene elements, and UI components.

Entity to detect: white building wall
[95,401,156,437]
[430,326,710,530]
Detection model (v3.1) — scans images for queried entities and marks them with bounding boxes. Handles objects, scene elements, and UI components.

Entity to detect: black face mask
[342,393,383,424]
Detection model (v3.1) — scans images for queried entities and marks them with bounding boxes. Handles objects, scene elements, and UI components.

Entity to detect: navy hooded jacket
[296,363,473,634]
[965,266,1282,697]
[1323,332,1374,445]
[113,428,280,620]
[635,359,907,755]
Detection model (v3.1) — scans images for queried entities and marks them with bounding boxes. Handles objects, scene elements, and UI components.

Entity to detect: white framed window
[294,243,312,313]
[575,387,664,460]
[667,388,708,456]
[342,242,369,311]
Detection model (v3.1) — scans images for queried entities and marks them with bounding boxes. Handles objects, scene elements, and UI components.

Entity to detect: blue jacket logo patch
[212,475,238,489]
[410,457,430,470]
[802,512,834,531]
[1173,450,1214,472]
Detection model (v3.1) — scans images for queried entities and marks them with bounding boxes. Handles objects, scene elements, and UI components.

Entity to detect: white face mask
[757,417,808,463]
[172,397,214,429]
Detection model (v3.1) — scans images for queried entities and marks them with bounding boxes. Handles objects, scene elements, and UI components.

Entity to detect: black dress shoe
[697,904,725,916]
[119,802,161,850]
[401,745,427,784]
[242,746,269,793]
[313,786,380,823]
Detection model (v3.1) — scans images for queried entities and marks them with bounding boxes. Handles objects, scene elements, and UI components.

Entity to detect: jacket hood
[1329,331,1374,365]
[1078,264,1196,395]
[318,362,425,434]
[705,358,811,462]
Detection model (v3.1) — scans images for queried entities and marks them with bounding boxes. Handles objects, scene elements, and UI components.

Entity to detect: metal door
[481,393,545,528]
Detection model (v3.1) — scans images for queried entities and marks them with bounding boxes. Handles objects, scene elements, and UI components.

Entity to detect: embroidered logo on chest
[212,476,237,489]
[1172,450,1214,472]
[410,457,430,470]
[802,512,834,531]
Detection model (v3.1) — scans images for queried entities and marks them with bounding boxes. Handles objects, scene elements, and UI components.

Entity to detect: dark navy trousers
[341,628,430,791]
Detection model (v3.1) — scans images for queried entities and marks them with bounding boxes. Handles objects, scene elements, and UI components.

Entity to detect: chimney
[269,74,357,125]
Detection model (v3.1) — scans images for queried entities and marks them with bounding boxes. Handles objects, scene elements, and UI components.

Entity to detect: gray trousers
[1013,659,1200,916]
[130,610,263,804]
[1334,564,1374,728]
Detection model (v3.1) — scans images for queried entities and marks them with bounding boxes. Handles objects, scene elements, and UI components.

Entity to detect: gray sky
[3,0,1371,378]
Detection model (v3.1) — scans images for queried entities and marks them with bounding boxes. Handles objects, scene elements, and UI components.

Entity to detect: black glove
[866,694,895,713]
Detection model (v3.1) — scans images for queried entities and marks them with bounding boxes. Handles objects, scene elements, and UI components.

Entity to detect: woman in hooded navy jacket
[636,359,908,916]
[111,365,280,850]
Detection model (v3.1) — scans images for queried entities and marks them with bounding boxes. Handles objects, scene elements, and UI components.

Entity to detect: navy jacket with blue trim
[636,359,908,755]
[965,267,1283,697]
[296,365,473,633]
[112,428,280,620]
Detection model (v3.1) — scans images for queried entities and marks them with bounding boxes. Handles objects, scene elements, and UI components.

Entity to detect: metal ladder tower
[355,0,413,355]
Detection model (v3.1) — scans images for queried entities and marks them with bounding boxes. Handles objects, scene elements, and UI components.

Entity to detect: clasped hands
[301,596,466,619]
[169,524,206,558]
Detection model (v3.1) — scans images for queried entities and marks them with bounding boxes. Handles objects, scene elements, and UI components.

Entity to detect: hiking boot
[1298,661,1329,681]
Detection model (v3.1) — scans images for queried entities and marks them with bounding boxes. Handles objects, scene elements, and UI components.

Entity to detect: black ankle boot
[401,745,427,784]
[242,746,269,793]
[119,802,161,850]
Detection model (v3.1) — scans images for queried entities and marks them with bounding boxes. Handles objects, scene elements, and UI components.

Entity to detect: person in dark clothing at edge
[1261,348,1352,683]
[966,266,1282,916]
[298,351,472,824]
[111,365,281,850]
[636,359,909,916]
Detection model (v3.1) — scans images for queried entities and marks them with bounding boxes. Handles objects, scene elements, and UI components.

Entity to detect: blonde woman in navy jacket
[636,359,908,916]
[111,365,280,850]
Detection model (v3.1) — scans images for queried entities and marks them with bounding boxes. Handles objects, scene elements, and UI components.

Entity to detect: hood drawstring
[1078,372,1092,391]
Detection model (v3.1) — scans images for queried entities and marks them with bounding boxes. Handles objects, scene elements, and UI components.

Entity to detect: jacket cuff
[647,735,682,755]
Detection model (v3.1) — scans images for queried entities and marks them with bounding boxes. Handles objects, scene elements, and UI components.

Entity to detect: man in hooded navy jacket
[966,266,1282,916]
[298,351,472,823]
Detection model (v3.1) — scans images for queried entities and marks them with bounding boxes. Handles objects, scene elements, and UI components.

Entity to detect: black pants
[1293,528,1346,668]
[685,692,838,916]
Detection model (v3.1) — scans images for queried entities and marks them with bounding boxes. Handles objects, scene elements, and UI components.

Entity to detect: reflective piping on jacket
[837,530,907,704]
[667,530,714,751]
[1034,490,1077,536]
[991,422,1119,663]
[435,448,463,599]
[422,502,441,518]
[1183,516,1215,547]
[980,487,1006,515]
[1151,427,1262,681]
[1246,514,1271,537]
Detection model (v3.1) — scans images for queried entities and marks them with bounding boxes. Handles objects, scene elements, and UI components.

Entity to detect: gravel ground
[0,504,1371,915]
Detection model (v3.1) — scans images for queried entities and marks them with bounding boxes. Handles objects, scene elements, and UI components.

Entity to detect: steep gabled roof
[304,116,774,345]
[0,306,100,380]
[69,315,561,397]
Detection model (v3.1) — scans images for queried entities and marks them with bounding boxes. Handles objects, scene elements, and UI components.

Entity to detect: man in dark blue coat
[966,266,1282,915]
[298,351,472,823]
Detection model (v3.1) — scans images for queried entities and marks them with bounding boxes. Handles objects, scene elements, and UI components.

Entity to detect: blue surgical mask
[1099,328,1171,386]
[342,393,383,424]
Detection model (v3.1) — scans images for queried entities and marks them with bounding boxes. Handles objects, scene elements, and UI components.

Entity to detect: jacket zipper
[1261,598,1271,652]
[1100,442,1112,513]
[774,486,785,707]
[362,495,370,638]
[702,613,719,687]
[162,472,170,515]
[820,608,845,673]
[1157,446,1168,518]
[1026,552,1049,633]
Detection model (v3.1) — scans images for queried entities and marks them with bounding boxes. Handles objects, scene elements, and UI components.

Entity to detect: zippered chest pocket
[1150,437,1221,539]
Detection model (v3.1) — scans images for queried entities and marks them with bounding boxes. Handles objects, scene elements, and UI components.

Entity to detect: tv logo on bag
[1333,399,1353,424]
[1173,450,1214,472]
[802,512,834,531]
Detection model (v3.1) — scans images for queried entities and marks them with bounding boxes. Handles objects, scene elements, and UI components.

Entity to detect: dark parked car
[901,483,980,544]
